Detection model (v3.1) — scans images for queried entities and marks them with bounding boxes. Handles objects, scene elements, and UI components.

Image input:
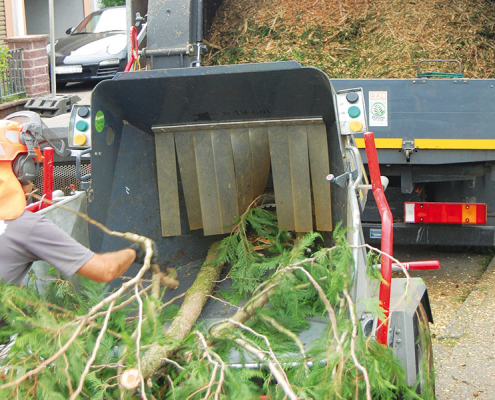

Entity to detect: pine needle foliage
[0,276,178,399]
[216,206,291,299]
[170,209,432,399]
[0,207,433,399]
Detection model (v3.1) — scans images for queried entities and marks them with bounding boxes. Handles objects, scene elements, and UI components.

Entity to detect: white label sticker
[369,91,388,127]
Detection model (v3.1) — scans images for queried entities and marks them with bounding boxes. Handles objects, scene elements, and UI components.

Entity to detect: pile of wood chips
[204,0,495,78]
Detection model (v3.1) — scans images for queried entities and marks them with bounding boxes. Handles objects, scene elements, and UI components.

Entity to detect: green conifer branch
[0,205,433,399]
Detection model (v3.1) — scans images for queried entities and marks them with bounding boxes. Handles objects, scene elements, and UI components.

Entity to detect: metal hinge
[401,140,416,162]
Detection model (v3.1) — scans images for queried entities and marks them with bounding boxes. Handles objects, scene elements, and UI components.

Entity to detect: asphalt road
[57,81,94,105]
[41,81,94,131]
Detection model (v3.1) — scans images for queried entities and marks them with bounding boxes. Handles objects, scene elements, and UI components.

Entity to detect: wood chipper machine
[49,60,436,394]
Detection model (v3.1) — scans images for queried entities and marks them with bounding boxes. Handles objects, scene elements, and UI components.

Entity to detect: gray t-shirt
[0,211,94,283]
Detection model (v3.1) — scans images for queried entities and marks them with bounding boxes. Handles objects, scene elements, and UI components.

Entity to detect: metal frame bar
[364,131,393,346]
[26,147,53,212]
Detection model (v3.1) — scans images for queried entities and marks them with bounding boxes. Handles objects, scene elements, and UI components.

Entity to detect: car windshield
[72,7,126,34]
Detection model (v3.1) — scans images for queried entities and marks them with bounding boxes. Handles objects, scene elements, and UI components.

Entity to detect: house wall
[25,0,85,39]
[0,2,6,41]
[6,35,50,97]
[4,0,25,37]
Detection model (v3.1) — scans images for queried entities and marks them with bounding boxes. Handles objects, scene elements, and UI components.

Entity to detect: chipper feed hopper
[89,62,345,259]
[87,61,434,391]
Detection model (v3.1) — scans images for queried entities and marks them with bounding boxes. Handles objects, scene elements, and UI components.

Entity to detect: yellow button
[74,133,87,146]
[349,121,363,132]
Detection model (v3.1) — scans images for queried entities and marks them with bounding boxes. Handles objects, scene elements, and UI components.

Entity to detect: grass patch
[454,289,473,303]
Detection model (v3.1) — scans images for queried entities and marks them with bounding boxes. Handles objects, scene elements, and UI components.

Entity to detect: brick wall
[5,35,49,98]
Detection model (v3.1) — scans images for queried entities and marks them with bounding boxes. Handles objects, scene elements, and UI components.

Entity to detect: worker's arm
[76,248,137,283]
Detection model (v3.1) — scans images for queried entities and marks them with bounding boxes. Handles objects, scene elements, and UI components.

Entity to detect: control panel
[334,88,368,135]
[68,104,91,148]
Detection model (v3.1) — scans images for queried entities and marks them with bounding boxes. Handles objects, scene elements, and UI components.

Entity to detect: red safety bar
[391,260,440,272]
[374,260,440,272]
[42,147,53,202]
[363,132,393,346]
[124,26,139,72]
[26,147,53,212]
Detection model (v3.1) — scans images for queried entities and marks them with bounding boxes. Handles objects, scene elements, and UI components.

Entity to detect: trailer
[332,61,495,248]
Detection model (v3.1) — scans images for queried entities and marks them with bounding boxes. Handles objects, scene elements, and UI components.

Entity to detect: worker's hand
[130,241,159,264]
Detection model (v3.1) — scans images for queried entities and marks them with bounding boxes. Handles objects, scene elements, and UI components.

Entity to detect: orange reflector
[404,202,487,225]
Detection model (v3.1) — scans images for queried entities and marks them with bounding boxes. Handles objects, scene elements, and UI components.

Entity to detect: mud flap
[389,277,434,393]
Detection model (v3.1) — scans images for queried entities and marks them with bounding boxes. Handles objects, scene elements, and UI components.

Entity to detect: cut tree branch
[138,241,225,379]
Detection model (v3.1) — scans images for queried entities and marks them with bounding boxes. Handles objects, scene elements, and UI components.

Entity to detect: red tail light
[404,202,487,225]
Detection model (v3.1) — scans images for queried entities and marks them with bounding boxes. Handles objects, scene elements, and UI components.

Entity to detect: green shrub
[0,46,10,75]
[100,0,125,7]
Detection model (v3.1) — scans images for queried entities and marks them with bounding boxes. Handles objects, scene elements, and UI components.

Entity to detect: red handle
[26,147,53,212]
[363,132,393,346]
[124,26,139,72]
[395,260,440,271]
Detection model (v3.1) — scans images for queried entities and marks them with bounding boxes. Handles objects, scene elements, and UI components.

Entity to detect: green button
[348,106,361,118]
[76,120,88,131]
